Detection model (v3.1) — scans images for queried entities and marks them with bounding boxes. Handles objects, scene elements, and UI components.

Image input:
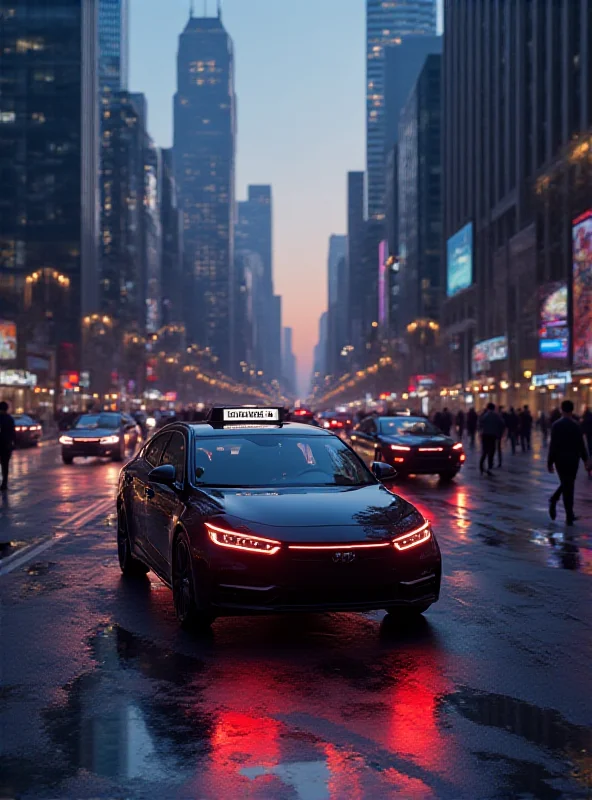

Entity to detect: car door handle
[145,486,155,499]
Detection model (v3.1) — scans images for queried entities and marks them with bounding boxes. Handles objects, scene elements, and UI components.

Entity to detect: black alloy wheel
[438,470,459,483]
[172,531,214,631]
[117,506,149,576]
[112,437,125,462]
[62,454,73,465]
[385,602,432,621]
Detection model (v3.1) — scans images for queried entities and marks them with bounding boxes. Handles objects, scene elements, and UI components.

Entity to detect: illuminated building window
[0,111,15,123]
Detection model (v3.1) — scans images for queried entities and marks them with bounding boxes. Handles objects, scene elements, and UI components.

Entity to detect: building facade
[398,54,443,378]
[98,0,128,95]
[282,326,297,396]
[325,234,347,377]
[346,172,366,358]
[0,0,99,399]
[443,0,592,409]
[173,11,236,372]
[160,148,184,328]
[366,0,437,220]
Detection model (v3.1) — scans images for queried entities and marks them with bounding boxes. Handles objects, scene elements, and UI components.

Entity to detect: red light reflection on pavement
[324,743,364,799]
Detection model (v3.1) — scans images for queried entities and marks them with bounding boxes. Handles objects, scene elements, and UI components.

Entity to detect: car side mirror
[372,461,397,481]
[148,463,177,487]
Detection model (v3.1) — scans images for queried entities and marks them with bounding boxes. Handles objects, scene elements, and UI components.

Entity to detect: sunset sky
[130,0,442,394]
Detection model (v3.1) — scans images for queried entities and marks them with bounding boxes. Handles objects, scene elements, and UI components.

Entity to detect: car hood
[380,433,453,448]
[70,427,119,439]
[196,484,422,541]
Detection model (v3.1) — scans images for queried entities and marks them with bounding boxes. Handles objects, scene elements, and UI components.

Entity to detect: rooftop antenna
[189,0,194,17]
[217,0,222,19]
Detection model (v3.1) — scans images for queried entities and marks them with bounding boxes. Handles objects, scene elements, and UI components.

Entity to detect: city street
[0,441,591,799]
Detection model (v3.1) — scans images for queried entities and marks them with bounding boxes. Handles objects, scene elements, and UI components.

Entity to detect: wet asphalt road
[0,439,591,799]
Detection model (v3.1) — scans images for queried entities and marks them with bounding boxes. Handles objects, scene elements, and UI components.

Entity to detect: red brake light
[452,442,463,451]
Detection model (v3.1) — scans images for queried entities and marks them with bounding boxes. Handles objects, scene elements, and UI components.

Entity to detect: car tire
[172,531,215,631]
[112,440,125,462]
[117,505,149,576]
[385,602,432,620]
[439,470,459,482]
[62,454,74,465]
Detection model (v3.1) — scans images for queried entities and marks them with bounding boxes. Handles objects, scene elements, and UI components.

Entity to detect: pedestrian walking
[496,406,507,467]
[456,409,465,441]
[519,405,533,451]
[479,403,505,476]
[581,407,592,460]
[440,407,453,436]
[506,407,519,455]
[549,407,561,426]
[548,400,589,525]
[537,410,549,446]
[467,407,478,448]
[0,401,16,491]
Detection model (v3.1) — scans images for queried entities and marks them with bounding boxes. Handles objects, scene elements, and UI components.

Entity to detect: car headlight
[100,435,120,445]
[205,522,281,555]
[392,520,432,551]
[146,417,156,428]
[59,435,73,445]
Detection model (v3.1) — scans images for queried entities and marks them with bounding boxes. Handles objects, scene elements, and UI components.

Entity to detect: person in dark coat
[505,407,519,455]
[548,400,589,525]
[518,405,533,451]
[496,406,507,467]
[466,407,478,448]
[0,401,16,491]
[440,407,453,436]
[549,407,561,426]
[479,403,505,476]
[455,409,465,440]
[537,410,549,446]
[581,407,592,460]
[433,410,444,431]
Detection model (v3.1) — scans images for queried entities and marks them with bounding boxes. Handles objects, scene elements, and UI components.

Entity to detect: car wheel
[117,505,149,576]
[62,454,74,465]
[439,470,459,482]
[172,531,214,631]
[111,439,125,462]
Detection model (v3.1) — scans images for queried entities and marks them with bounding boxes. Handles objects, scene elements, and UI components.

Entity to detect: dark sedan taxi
[60,412,140,464]
[350,415,465,481]
[117,406,442,631]
[14,415,42,447]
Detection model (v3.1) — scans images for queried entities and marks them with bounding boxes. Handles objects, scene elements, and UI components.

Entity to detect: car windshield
[379,417,441,436]
[75,413,120,430]
[194,434,374,488]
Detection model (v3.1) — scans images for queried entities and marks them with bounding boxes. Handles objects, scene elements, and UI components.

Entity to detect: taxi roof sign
[207,406,284,425]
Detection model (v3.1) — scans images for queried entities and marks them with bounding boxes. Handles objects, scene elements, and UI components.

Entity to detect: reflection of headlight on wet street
[146,417,156,428]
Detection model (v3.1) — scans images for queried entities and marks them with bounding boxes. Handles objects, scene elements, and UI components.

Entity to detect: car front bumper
[386,450,463,474]
[195,533,442,615]
[62,441,120,458]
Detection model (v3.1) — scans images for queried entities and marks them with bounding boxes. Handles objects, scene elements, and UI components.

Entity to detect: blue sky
[130,0,442,393]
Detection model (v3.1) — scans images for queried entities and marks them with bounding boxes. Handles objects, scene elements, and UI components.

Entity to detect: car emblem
[332,551,356,564]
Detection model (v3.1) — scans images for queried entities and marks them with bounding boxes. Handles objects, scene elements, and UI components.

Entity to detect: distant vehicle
[350,415,465,481]
[117,405,441,630]
[59,412,141,464]
[286,407,318,426]
[14,415,42,448]
[318,411,353,435]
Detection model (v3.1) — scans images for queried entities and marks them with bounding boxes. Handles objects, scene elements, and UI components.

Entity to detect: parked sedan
[350,415,465,481]
[60,412,141,464]
[14,415,43,447]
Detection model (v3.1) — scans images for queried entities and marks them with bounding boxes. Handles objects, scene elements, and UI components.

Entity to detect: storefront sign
[0,370,37,387]
[471,336,508,375]
[531,371,572,388]
[539,281,569,359]
[0,321,17,361]
[573,209,592,370]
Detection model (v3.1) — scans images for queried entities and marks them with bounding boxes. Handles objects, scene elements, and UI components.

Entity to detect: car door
[351,419,375,461]
[129,432,171,560]
[145,430,187,580]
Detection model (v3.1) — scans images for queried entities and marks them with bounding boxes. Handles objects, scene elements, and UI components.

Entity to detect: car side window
[144,433,171,468]
[160,432,186,485]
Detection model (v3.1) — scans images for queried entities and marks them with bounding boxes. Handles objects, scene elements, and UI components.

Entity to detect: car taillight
[452,442,463,451]
[390,444,411,452]
[392,520,431,551]
[205,522,281,555]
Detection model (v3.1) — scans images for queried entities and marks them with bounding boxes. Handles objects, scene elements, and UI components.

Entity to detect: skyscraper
[346,172,365,356]
[0,0,99,391]
[174,9,236,372]
[282,327,297,396]
[366,0,436,220]
[98,0,129,94]
[326,235,347,377]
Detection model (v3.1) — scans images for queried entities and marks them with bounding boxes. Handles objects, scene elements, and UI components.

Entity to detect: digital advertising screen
[0,320,17,361]
[573,209,592,371]
[447,222,473,297]
[539,281,569,359]
[471,336,508,375]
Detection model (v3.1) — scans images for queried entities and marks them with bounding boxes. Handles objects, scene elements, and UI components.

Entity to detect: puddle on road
[2,624,590,799]
[441,685,592,795]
